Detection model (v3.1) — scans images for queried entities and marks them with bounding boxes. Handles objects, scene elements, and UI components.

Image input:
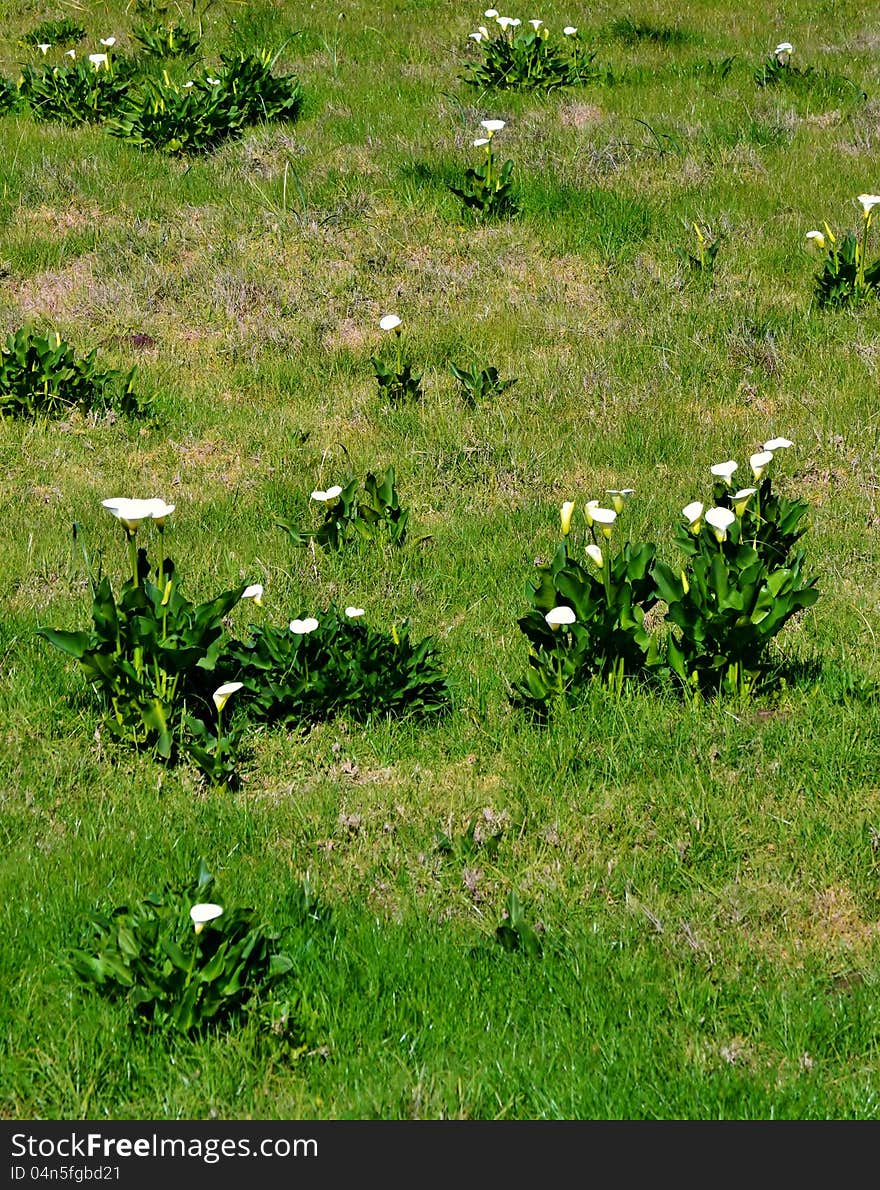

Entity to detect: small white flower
[545,605,576,629]
[102,497,160,533]
[206,76,221,85]
[605,488,634,514]
[345,606,366,618]
[560,500,575,536]
[145,498,175,527]
[731,487,757,517]
[290,617,319,634]
[469,32,484,41]
[310,485,343,502]
[563,26,578,36]
[183,81,194,88]
[484,8,499,16]
[750,450,774,480]
[213,681,243,712]
[37,43,51,54]
[190,903,223,933]
[589,506,617,537]
[480,119,506,133]
[805,230,826,248]
[858,194,880,217]
[496,16,514,30]
[710,460,738,484]
[479,26,490,37]
[65,49,76,58]
[100,37,117,47]
[242,583,263,605]
[584,499,600,527]
[529,19,543,30]
[509,17,522,26]
[379,313,401,331]
[763,436,793,452]
[774,42,793,55]
[473,137,490,147]
[682,501,704,534]
[705,507,736,543]
[585,543,604,568]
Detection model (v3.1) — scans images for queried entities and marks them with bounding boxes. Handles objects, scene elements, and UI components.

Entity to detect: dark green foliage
[39,548,244,759]
[0,327,147,420]
[20,18,86,47]
[18,56,139,125]
[280,467,409,551]
[813,230,880,309]
[463,27,599,92]
[450,154,519,221]
[219,606,451,727]
[449,361,517,404]
[755,54,865,107]
[515,538,661,709]
[108,50,303,152]
[0,74,25,115]
[133,21,201,58]
[69,862,295,1034]
[495,892,542,957]
[371,356,423,402]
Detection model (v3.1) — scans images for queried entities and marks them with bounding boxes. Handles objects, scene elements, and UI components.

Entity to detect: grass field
[2,0,880,1121]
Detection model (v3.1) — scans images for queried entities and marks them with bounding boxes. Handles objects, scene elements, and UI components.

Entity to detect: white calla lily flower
[484,8,499,16]
[560,500,575,536]
[589,506,617,537]
[563,26,578,36]
[682,501,704,534]
[605,488,634,514]
[242,584,263,605]
[510,18,522,26]
[731,487,757,517]
[190,903,223,933]
[310,485,343,502]
[479,26,490,37]
[100,37,117,47]
[379,313,401,331]
[496,16,514,29]
[480,119,506,133]
[858,194,880,217]
[345,606,365,618]
[750,450,774,480]
[763,436,793,451]
[102,497,160,533]
[545,605,576,629]
[65,49,76,58]
[213,681,243,712]
[290,617,319,635]
[774,41,793,55]
[585,543,604,568]
[206,76,220,85]
[805,230,826,249]
[145,498,175,527]
[88,53,108,68]
[37,43,51,53]
[469,32,484,41]
[705,507,736,543]
[473,137,490,147]
[710,459,738,484]
[529,19,543,30]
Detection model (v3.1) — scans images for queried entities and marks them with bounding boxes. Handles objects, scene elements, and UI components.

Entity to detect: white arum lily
[763,436,793,451]
[750,450,774,480]
[65,49,76,58]
[310,485,343,502]
[345,606,365,618]
[484,9,499,17]
[480,118,506,133]
[242,584,263,605]
[102,497,160,533]
[145,498,175,527]
[705,507,736,543]
[560,500,575,536]
[731,487,756,517]
[510,18,522,26]
[682,501,704,534]
[88,53,108,68]
[589,506,617,537]
[805,230,826,249]
[379,313,401,331]
[479,26,490,37]
[100,37,117,47]
[206,76,220,85]
[290,617,319,634]
[606,488,634,514]
[496,16,514,29]
[545,605,576,629]
[213,681,243,713]
[37,43,51,53]
[563,26,578,36]
[858,194,880,217]
[710,459,738,485]
[774,41,793,55]
[529,19,543,30]
[469,32,484,41]
[586,543,604,568]
[190,903,223,934]
[473,137,490,147]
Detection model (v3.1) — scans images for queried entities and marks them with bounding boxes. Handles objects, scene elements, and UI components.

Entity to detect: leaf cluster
[463,27,598,92]
[449,361,517,405]
[133,21,201,58]
[219,606,451,727]
[281,467,409,551]
[813,230,880,309]
[0,327,147,420]
[17,55,140,125]
[449,154,519,221]
[20,18,86,47]
[68,862,295,1034]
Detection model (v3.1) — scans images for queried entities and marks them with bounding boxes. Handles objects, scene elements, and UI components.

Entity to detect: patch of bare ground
[11,254,98,320]
[558,102,603,129]
[15,202,107,235]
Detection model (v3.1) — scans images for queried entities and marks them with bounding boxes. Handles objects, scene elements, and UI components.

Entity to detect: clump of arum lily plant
[133,21,201,58]
[653,439,819,698]
[515,487,661,711]
[462,13,597,91]
[0,326,148,420]
[807,194,880,309]
[16,48,139,125]
[68,861,299,1037]
[449,119,520,222]
[370,313,423,403]
[216,604,451,727]
[754,40,864,108]
[449,358,517,404]
[279,465,409,551]
[38,499,253,766]
[677,220,723,279]
[20,18,86,47]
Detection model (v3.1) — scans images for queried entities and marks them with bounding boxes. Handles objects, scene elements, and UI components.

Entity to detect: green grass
[2,0,880,1121]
